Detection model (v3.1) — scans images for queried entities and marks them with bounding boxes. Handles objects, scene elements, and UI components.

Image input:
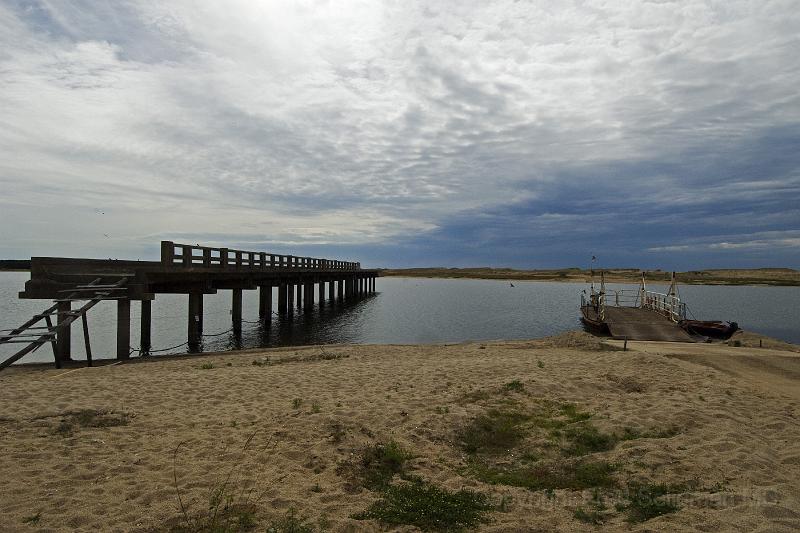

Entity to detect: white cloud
[1,0,799,262]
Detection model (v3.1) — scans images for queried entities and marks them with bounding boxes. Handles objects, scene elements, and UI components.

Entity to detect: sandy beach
[1,331,799,532]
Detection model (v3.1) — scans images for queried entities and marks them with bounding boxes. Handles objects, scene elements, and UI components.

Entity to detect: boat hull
[580,304,609,335]
[679,320,739,340]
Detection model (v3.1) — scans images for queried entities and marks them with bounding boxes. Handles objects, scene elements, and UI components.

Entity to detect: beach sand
[1,331,799,532]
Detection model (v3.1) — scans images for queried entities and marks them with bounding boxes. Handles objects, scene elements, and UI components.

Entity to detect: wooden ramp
[603,307,695,342]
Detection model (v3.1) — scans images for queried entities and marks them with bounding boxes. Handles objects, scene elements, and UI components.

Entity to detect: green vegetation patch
[457,410,530,454]
[561,424,617,457]
[468,458,616,491]
[354,480,493,532]
[620,483,681,523]
[337,440,416,491]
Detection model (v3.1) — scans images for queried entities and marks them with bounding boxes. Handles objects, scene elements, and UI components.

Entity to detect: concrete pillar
[278,283,287,314]
[259,285,272,324]
[140,299,151,354]
[232,288,242,335]
[117,299,131,360]
[188,292,203,348]
[56,300,71,363]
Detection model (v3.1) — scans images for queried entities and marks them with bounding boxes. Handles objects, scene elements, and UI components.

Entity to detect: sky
[1,0,799,270]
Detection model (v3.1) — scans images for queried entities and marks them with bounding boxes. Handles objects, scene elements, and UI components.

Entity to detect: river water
[1,272,798,364]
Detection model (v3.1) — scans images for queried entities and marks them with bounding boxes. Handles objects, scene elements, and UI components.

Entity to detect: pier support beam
[278,284,287,314]
[140,300,151,355]
[56,301,71,363]
[232,289,242,335]
[259,285,272,324]
[117,299,131,360]
[188,292,203,348]
[304,282,313,310]
[296,283,302,309]
[337,279,344,300]
[318,281,325,306]
[287,283,295,310]
[328,280,335,301]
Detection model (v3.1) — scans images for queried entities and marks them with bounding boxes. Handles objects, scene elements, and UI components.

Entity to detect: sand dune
[1,332,799,532]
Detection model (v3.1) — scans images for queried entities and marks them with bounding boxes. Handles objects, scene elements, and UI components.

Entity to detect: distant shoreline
[3,262,798,286]
[379,267,800,287]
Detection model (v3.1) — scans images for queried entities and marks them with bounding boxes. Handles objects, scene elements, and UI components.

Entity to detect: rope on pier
[129,341,190,356]
[126,315,279,355]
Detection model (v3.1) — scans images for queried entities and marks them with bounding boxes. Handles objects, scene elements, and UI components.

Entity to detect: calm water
[1,272,798,364]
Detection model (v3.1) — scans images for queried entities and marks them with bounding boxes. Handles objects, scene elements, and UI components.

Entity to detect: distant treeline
[0,260,31,271]
[379,267,800,286]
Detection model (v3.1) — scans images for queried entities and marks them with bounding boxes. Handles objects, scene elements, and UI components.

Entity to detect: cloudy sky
[1,0,798,269]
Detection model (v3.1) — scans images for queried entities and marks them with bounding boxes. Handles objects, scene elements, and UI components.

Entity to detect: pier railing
[160,241,360,271]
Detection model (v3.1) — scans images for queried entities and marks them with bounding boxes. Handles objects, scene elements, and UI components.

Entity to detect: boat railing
[641,290,685,322]
[589,289,685,323]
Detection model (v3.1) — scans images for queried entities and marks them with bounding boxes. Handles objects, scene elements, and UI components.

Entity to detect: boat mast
[667,271,677,298]
[639,271,646,308]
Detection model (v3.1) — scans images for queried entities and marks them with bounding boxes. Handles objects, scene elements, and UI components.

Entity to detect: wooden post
[328,279,335,301]
[296,283,303,309]
[117,299,131,360]
[81,313,92,366]
[278,283,288,314]
[304,282,313,309]
[188,293,203,348]
[56,300,71,363]
[140,299,152,355]
[161,240,175,266]
[318,281,325,305]
[43,314,58,360]
[232,289,242,335]
[337,279,344,300]
[287,282,295,310]
[259,285,272,324]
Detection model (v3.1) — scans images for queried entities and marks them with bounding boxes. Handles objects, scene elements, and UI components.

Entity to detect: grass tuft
[22,512,41,525]
[358,441,414,491]
[200,362,214,370]
[53,409,129,436]
[169,433,269,533]
[621,483,681,523]
[267,507,315,532]
[562,424,617,456]
[457,410,529,454]
[353,480,492,531]
[503,380,525,392]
